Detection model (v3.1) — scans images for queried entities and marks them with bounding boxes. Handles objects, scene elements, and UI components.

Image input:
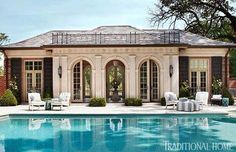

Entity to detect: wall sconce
[169,65,173,77]
[58,65,62,78]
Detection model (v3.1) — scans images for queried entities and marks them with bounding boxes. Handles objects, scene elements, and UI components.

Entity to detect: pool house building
[0,25,235,103]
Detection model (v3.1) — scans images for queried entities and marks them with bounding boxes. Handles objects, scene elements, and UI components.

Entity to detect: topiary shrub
[0,89,17,106]
[89,97,106,107]
[222,87,234,105]
[124,98,142,106]
[160,97,166,106]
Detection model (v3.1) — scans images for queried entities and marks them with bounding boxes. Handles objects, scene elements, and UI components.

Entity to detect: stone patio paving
[0,103,236,116]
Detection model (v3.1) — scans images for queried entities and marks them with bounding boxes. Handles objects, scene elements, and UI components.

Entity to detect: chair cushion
[212,95,222,99]
[170,93,177,101]
[30,96,35,102]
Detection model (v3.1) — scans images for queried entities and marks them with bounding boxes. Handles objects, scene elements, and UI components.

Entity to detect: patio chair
[164,92,178,109]
[28,93,45,111]
[51,92,71,110]
[195,92,209,109]
[211,94,222,105]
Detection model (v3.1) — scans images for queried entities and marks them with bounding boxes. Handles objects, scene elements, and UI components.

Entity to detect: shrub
[222,87,234,105]
[212,77,222,94]
[43,89,52,98]
[9,76,20,104]
[124,98,142,106]
[160,97,166,106]
[89,97,106,107]
[0,89,17,106]
[179,80,190,97]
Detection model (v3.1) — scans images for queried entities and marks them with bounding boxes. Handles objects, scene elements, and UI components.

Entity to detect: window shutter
[212,57,222,80]
[43,58,53,97]
[11,58,22,103]
[179,56,189,84]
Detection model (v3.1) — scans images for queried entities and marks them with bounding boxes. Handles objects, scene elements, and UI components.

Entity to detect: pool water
[0,114,235,152]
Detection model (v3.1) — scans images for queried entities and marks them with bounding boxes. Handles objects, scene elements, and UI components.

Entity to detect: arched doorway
[73,60,92,102]
[106,60,125,102]
[139,60,159,102]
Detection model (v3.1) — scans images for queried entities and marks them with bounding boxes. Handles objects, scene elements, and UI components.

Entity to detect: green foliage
[124,98,142,106]
[43,89,52,98]
[222,87,234,105]
[160,97,166,106]
[9,76,20,104]
[179,80,190,97]
[212,77,222,94]
[0,66,4,76]
[230,49,236,78]
[89,97,106,107]
[0,89,17,106]
[0,33,9,45]
[150,0,236,43]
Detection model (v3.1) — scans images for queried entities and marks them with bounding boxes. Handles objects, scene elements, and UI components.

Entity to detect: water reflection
[51,118,71,130]
[28,118,46,130]
[0,116,234,152]
[109,119,123,132]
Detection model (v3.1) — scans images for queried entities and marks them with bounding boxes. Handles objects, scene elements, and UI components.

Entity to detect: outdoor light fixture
[169,65,173,77]
[58,65,62,78]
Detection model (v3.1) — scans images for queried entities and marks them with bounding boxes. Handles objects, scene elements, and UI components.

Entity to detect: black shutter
[212,57,222,80]
[43,58,53,98]
[11,58,22,103]
[179,56,189,84]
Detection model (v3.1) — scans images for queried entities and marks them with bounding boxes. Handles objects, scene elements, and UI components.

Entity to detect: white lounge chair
[51,92,71,110]
[195,92,209,109]
[164,92,178,109]
[28,93,45,111]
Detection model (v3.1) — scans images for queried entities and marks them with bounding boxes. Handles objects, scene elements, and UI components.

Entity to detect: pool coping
[0,103,235,118]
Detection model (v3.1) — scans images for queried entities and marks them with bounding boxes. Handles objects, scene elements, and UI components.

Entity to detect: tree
[0,33,9,75]
[0,33,9,45]
[150,0,236,43]
[150,0,236,80]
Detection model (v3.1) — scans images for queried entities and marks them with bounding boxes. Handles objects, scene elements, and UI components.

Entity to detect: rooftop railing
[51,31,180,45]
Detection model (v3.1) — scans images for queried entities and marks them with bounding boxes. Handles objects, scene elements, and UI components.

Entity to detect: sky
[0,0,164,43]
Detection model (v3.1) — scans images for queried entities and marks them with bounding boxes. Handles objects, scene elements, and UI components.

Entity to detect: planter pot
[222,98,229,107]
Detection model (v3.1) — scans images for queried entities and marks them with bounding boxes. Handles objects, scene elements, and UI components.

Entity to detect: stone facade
[1,26,235,102]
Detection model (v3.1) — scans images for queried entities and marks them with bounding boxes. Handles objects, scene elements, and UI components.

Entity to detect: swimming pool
[0,114,235,152]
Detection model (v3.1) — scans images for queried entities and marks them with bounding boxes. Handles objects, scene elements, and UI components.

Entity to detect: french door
[73,60,92,102]
[190,59,208,95]
[140,60,159,102]
[25,61,43,100]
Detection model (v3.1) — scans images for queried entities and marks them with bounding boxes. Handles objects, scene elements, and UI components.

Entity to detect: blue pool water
[0,114,235,152]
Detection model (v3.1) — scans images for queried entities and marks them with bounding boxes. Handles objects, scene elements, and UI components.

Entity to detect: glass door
[73,62,82,102]
[26,72,33,93]
[25,61,43,100]
[140,61,149,101]
[190,59,208,95]
[140,60,159,102]
[150,60,158,101]
[73,60,92,102]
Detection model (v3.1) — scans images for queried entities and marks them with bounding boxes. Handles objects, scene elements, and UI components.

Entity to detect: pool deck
[0,103,236,116]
